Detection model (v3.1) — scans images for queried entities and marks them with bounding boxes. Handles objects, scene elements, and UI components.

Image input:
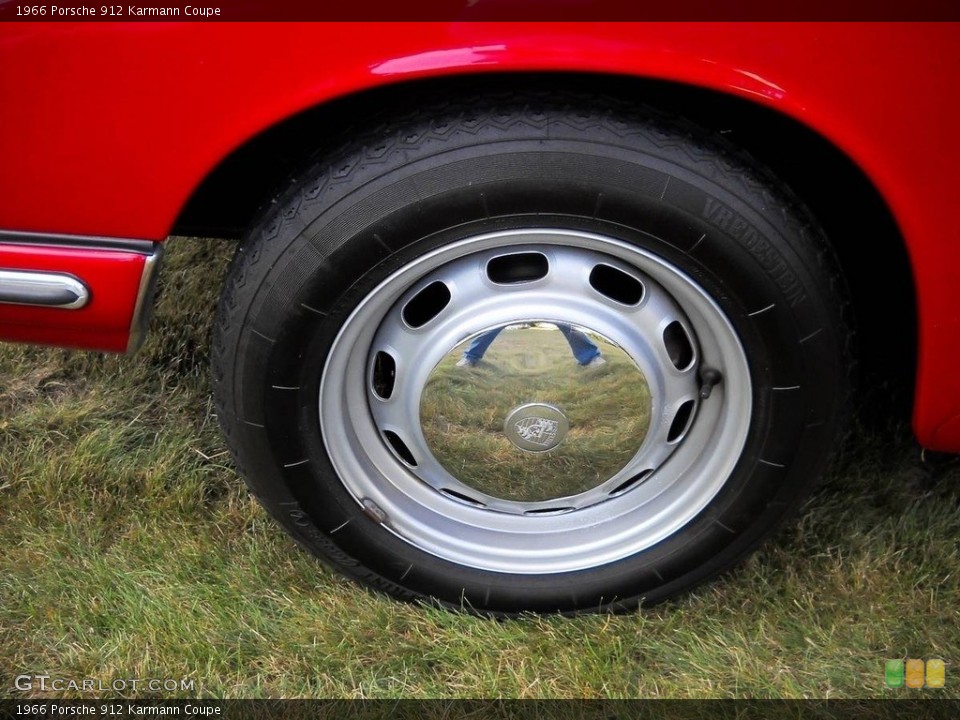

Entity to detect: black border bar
[2,0,960,21]
[2,700,960,720]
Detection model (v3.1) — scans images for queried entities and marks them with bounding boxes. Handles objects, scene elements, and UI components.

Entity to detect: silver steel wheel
[320,229,751,575]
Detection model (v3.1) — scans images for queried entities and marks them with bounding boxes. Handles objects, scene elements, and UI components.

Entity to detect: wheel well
[173,72,916,421]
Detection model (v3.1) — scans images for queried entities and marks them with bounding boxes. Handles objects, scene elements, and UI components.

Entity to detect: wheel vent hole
[440,488,486,507]
[523,507,575,516]
[383,430,417,467]
[663,321,694,370]
[589,264,644,305]
[609,470,653,497]
[372,351,396,400]
[486,252,549,284]
[402,281,451,328]
[667,400,696,443]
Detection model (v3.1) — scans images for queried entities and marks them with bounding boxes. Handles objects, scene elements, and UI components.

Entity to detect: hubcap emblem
[504,403,569,452]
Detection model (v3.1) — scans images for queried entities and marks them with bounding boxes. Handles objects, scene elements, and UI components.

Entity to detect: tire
[212,95,850,615]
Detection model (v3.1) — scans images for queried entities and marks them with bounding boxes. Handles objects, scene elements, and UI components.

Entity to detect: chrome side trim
[0,230,157,254]
[126,243,164,353]
[0,269,90,309]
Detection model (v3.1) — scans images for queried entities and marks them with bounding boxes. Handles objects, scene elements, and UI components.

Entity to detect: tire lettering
[703,198,807,307]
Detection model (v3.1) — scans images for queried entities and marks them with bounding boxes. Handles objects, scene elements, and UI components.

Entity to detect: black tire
[212,95,850,615]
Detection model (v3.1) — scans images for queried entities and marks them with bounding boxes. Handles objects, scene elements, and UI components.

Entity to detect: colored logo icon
[884,660,903,687]
[906,659,925,688]
[927,659,946,688]
[886,658,946,688]
[885,660,904,688]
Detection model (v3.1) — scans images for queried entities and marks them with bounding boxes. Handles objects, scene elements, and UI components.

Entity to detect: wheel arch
[174,71,915,423]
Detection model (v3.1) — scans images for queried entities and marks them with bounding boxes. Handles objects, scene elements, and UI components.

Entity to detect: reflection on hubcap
[420,322,652,503]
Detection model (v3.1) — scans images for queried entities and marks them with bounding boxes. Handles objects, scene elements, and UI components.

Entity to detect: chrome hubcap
[418,320,658,506]
[319,229,752,574]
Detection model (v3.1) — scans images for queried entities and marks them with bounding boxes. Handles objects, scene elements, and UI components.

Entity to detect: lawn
[1,237,958,699]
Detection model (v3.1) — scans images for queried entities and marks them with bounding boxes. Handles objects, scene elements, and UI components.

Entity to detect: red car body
[1,22,959,449]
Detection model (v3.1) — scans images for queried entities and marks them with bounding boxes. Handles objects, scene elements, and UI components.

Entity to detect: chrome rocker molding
[0,269,90,309]
[126,244,164,353]
[0,229,158,254]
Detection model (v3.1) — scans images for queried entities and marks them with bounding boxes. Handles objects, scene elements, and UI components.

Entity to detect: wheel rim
[319,229,752,574]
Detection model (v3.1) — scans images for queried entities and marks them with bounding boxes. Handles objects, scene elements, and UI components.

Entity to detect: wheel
[212,95,850,615]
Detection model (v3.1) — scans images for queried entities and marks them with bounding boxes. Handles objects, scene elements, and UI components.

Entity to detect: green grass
[1,237,959,699]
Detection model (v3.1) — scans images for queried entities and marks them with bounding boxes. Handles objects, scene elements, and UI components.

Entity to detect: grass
[1,237,959,699]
